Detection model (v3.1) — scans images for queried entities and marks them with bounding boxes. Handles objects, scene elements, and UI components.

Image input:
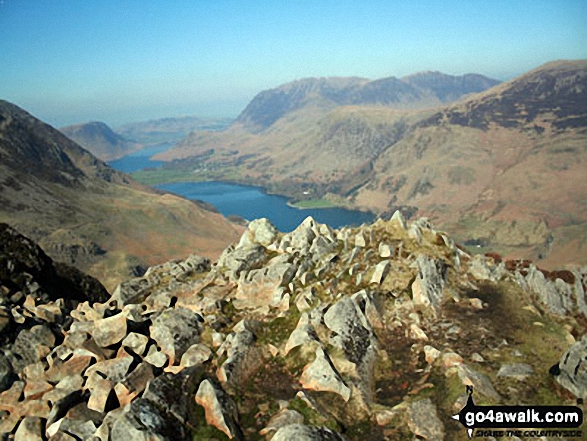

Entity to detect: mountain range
[152,60,587,268]
[0,100,243,290]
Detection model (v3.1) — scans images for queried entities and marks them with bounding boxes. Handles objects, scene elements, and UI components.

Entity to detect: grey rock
[285,313,320,355]
[112,276,153,307]
[280,217,318,254]
[195,379,244,440]
[111,398,189,441]
[14,416,44,441]
[497,363,534,380]
[143,371,197,423]
[390,210,407,230]
[217,330,263,386]
[238,218,278,248]
[272,423,347,441]
[354,232,367,247]
[406,398,445,440]
[216,244,267,280]
[299,347,351,401]
[554,335,587,399]
[10,324,56,370]
[378,243,393,258]
[260,409,304,436]
[411,255,447,316]
[323,296,378,410]
[150,307,203,363]
[517,265,585,317]
[370,260,390,285]
[468,254,506,283]
[457,364,501,402]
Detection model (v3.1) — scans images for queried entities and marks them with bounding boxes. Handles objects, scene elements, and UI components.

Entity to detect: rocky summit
[0,214,586,440]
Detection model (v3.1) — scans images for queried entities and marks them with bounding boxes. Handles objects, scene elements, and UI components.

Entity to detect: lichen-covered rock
[150,307,203,364]
[111,398,190,441]
[468,254,506,282]
[285,313,321,355]
[370,260,390,285]
[217,329,263,386]
[457,364,501,402]
[516,265,585,317]
[195,379,243,440]
[280,217,318,254]
[406,398,445,440]
[238,218,278,248]
[218,243,267,277]
[497,363,534,380]
[299,347,351,402]
[234,254,296,310]
[553,335,587,399]
[411,255,447,316]
[143,371,197,423]
[14,416,44,441]
[92,312,127,348]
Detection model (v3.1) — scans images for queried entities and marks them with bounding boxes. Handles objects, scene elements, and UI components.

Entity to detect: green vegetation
[290,199,339,209]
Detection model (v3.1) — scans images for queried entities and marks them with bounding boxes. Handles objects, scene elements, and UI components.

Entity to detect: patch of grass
[287,396,341,432]
[256,309,302,346]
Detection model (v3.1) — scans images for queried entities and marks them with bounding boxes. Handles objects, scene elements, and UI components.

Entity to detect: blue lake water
[108,146,375,232]
[108,143,170,173]
[155,181,374,232]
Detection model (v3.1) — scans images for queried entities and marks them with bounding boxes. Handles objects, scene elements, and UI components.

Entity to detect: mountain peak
[236,70,500,131]
[60,121,140,161]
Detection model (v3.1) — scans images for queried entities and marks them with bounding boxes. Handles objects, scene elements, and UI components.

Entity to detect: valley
[138,61,587,269]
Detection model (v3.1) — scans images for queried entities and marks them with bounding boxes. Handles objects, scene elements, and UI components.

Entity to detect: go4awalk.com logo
[452,386,583,439]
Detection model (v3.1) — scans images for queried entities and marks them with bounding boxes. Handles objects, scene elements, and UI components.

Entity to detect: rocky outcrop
[0,215,584,440]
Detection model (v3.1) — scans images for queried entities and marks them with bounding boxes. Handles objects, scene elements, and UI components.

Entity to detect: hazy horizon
[1,0,586,128]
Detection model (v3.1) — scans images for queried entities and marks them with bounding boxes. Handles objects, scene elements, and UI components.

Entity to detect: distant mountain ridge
[151,60,587,268]
[60,121,141,161]
[236,71,500,130]
[0,100,243,289]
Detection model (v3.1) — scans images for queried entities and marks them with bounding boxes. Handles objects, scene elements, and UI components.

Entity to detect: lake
[109,148,375,232]
[108,143,170,173]
[155,181,374,232]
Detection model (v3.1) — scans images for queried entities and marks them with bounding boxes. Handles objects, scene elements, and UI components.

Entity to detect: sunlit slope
[0,100,243,290]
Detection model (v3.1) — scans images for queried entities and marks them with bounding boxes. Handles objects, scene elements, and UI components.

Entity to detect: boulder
[150,307,203,364]
[457,364,501,402]
[299,347,351,402]
[279,217,318,254]
[92,312,127,348]
[14,416,44,441]
[260,409,304,436]
[217,330,263,386]
[497,363,534,380]
[216,244,267,280]
[111,398,189,441]
[411,255,447,316]
[552,335,587,399]
[406,398,445,440]
[370,260,390,285]
[195,379,243,440]
[238,218,278,248]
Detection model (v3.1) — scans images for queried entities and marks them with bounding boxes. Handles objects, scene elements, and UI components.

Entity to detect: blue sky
[1,0,586,127]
